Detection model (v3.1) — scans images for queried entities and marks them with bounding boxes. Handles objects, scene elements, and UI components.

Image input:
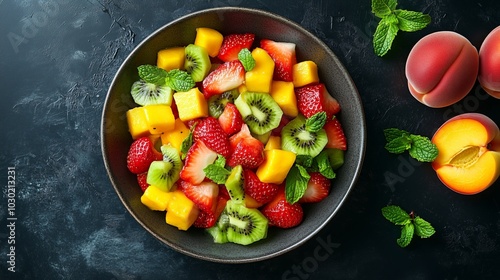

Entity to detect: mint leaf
[165,69,195,92]
[204,164,231,184]
[383,128,409,143]
[395,10,431,32]
[413,216,436,238]
[408,134,438,162]
[295,155,314,168]
[285,165,310,204]
[213,154,226,168]
[238,48,255,71]
[305,112,327,133]
[385,135,412,154]
[382,205,411,225]
[138,65,167,85]
[180,130,194,160]
[315,151,336,179]
[397,223,414,248]
[373,14,399,57]
[371,0,397,18]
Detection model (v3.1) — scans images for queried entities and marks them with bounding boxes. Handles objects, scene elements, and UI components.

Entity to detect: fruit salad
[124,27,347,245]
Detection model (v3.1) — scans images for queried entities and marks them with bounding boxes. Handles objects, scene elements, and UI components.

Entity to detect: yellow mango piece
[245,48,275,93]
[265,136,281,150]
[140,185,174,211]
[166,190,199,231]
[126,106,150,139]
[270,81,298,117]
[256,149,296,184]
[238,84,248,94]
[143,104,176,135]
[293,60,319,88]
[161,118,190,153]
[194,27,223,57]
[157,47,185,71]
[173,88,208,121]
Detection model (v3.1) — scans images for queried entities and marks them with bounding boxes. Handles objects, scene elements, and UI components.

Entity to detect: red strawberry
[202,61,245,99]
[218,103,243,136]
[243,169,280,204]
[324,117,347,150]
[137,172,149,192]
[193,117,231,158]
[178,180,219,213]
[260,39,296,82]
[180,140,218,185]
[217,33,255,62]
[218,185,231,200]
[193,195,228,228]
[299,172,331,203]
[228,124,264,169]
[295,83,341,119]
[126,136,163,174]
[261,186,303,228]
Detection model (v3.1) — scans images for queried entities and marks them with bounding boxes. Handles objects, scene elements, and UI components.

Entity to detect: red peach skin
[406,31,479,108]
[478,26,500,98]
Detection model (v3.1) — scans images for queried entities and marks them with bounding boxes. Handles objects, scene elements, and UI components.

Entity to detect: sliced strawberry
[193,195,228,228]
[299,172,331,203]
[243,169,279,204]
[218,103,243,136]
[324,116,347,150]
[179,140,218,185]
[126,136,163,174]
[218,185,231,200]
[295,83,341,119]
[217,33,255,62]
[260,39,296,82]
[228,124,264,169]
[261,186,303,228]
[202,60,245,99]
[137,172,149,192]
[178,180,219,213]
[193,117,231,158]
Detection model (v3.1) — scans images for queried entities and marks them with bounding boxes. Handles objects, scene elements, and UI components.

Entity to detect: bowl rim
[101,6,366,263]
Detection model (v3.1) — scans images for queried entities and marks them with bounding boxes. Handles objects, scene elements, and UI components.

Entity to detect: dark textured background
[2,0,500,279]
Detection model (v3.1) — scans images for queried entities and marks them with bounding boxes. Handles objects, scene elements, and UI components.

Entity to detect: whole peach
[405,31,479,108]
[478,26,500,98]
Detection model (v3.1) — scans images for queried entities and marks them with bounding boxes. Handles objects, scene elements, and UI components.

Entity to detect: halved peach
[478,26,500,98]
[431,113,500,194]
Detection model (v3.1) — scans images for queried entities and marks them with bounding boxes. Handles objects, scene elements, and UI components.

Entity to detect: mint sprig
[285,165,310,204]
[371,0,431,57]
[305,112,327,133]
[383,128,438,162]
[165,69,195,92]
[204,155,231,184]
[138,65,167,85]
[238,48,255,71]
[382,205,435,248]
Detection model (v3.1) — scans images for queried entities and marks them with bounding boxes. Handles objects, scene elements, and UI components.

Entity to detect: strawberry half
[261,186,303,228]
[218,103,243,136]
[295,83,341,119]
[244,169,280,204]
[324,117,347,150]
[299,172,331,203]
[126,136,163,174]
[260,39,296,82]
[193,117,232,158]
[202,60,245,99]
[137,172,149,192]
[178,180,219,213]
[179,140,218,185]
[228,124,264,169]
[193,195,228,228]
[217,33,255,62]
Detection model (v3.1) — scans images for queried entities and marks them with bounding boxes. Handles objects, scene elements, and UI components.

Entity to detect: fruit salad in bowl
[101,7,365,263]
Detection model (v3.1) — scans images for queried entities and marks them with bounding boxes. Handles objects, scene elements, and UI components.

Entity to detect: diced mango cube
[293,60,319,87]
[194,27,223,57]
[245,48,275,93]
[143,104,176,134]
[256,149,296,184]
[140,185,174,211]
[126,106,150,139]
[265,136,281,150]
[173,88,208,121]
[270,81,298,117]
[161,118,190,153]
[166,190,199,231]
[157,47,185,71]
[238,84,247,94]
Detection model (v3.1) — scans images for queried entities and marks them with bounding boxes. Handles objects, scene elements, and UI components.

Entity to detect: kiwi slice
[234,91,283,135]
[184,44,211,82]
[130,80,173,106]
[323,148,345,170]
[225,200,268,245]
[225,165,245,203]
[146,145,182,191]
[281,115,328,157]
[207,213,230,244]
[208,89,239,118]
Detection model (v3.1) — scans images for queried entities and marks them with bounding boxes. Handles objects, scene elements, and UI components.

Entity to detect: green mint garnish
[295,155,314,168]
[382,205,436,248]
[165,69,195,92]
[383,128,438,162]
[138,64,167,86]
[305,112,327,133]
[285,165,310,204]
[204,155,231,184]
[315,150,336,179]
[371,0,431,57]
[180,129,194,160]
[238,48,255,71]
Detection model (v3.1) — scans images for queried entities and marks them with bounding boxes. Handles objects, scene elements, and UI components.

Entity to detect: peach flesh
[478,26,500,98]
[406,31,479,108]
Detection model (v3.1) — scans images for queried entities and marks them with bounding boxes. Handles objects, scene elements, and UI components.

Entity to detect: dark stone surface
[1,0,500,279]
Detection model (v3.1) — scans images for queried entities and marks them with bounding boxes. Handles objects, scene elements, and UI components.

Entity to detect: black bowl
[101,7,366,263]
